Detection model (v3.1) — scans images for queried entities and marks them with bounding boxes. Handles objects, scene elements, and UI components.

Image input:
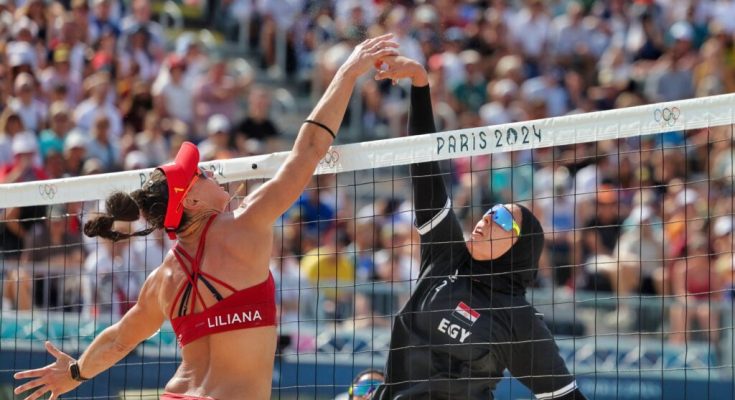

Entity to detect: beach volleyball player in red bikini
[13,34,398,400]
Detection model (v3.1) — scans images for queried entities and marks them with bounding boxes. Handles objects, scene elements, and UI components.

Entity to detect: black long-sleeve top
[407,85,542,292]
[372,85,549,399]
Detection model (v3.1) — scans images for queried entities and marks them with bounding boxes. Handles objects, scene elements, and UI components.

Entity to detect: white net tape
[2,94,732,208]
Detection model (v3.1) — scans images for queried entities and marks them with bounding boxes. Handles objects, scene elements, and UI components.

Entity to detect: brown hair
[0,108,23,135]
[84,169,188,241]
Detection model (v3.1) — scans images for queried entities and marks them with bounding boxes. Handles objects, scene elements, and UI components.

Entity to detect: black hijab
[469,204,545,295]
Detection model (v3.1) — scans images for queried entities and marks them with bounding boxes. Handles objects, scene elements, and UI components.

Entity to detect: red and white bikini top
[168,215,276,346]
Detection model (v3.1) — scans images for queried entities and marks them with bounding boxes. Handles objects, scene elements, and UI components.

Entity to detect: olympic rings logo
[38,184,58,200]
[653,107,680,127]
[319,149,340,168]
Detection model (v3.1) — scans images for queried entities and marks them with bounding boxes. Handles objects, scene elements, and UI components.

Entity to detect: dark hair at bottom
[84,169,187,241]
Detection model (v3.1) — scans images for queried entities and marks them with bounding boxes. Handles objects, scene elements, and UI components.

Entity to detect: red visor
[158,142,200,239]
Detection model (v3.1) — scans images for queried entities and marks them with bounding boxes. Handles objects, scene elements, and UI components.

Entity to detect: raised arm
[376,57,466,279]
[236,34,399,228]
[376,57,455,236]
[407,84,451,233]
[14,269,166,399]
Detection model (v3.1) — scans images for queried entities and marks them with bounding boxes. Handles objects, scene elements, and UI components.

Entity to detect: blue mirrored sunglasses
[484,204,521,236]
[349,379,383,397]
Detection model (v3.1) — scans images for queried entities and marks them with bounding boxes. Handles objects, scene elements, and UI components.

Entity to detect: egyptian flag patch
[453,301,480,326]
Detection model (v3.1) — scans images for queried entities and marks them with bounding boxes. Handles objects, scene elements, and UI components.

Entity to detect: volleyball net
[1,93,734,399]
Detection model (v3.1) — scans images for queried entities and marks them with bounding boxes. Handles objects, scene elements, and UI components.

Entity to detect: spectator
[270,231,301,324]
[20,205,85,311]
[345,214,379,283]
[0,109,25,167]
[0,133,48,277]
[664,187,705,260]
[38,101,73,160]
[232,86,280,153]
[119,24,159,82]
[712,215,734,300]
[574,146,616,206]
[18,0,49,43]
[359,79,391,139]
[669,235,722,344]
[1,131,45,184]
[50,13,88,84]
[0,64,9,109]
[40,46,82,107]
[9,16,38,48]
[123,150,147,170]
[535,165,576,286]
[509,0,551,78]
[598,45,632,92]
[550,1,590,67]
[290,177,337,238]
[6,41,36,88]
[82,219,163,320]
[488,150,535,204]
[254,0,305,75]
[120,0,165,55]
[434,28,468,92]
[198,114,237,161]
[693,38,734,96]
[644,22,698,102]
[153,54,194,125]
[70,0,91,41]
[299,225,355,320]
[81,157,104,176]
[345,293,390,331]
[711,0,735,35]
[452,50,487,113]
[178,34,209,84]
[314,41,351,97]
[575,184,625,292]
[373,223,411,283]
[62,129,88,176]
[120,80,153,134]
[623,5,665,63]
[134,112,168,167]
[194,57,239,135]
[88,0,120,44]
[9,72,46,133]
[334,2,371,43]
[479,78,519,125]
[615,205,665,296]
[85,112,120,171]
[290,3,336,86]
[384,6,425,66]
[74,72,123,138]
[711,126,735,189]
[373,221,418,308]
[42,149,65,180]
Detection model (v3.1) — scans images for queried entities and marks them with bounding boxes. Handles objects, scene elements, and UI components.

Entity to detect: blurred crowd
[0,0,733,346]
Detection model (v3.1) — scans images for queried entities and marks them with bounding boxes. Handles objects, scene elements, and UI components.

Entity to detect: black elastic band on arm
[304,119,336,139]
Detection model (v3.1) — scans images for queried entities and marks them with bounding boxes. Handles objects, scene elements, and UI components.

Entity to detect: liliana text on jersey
[207,310,262,328]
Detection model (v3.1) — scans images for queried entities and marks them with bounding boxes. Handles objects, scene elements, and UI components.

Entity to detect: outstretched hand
[340,33,400,80]
[374,55,429,86]
[14,341,81,400]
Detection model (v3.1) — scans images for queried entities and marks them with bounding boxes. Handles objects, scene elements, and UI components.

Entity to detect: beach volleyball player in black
[370,57,586,400]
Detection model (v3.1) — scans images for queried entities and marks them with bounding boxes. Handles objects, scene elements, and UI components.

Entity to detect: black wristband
[69,362,89,382]
[303,119,336,139]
